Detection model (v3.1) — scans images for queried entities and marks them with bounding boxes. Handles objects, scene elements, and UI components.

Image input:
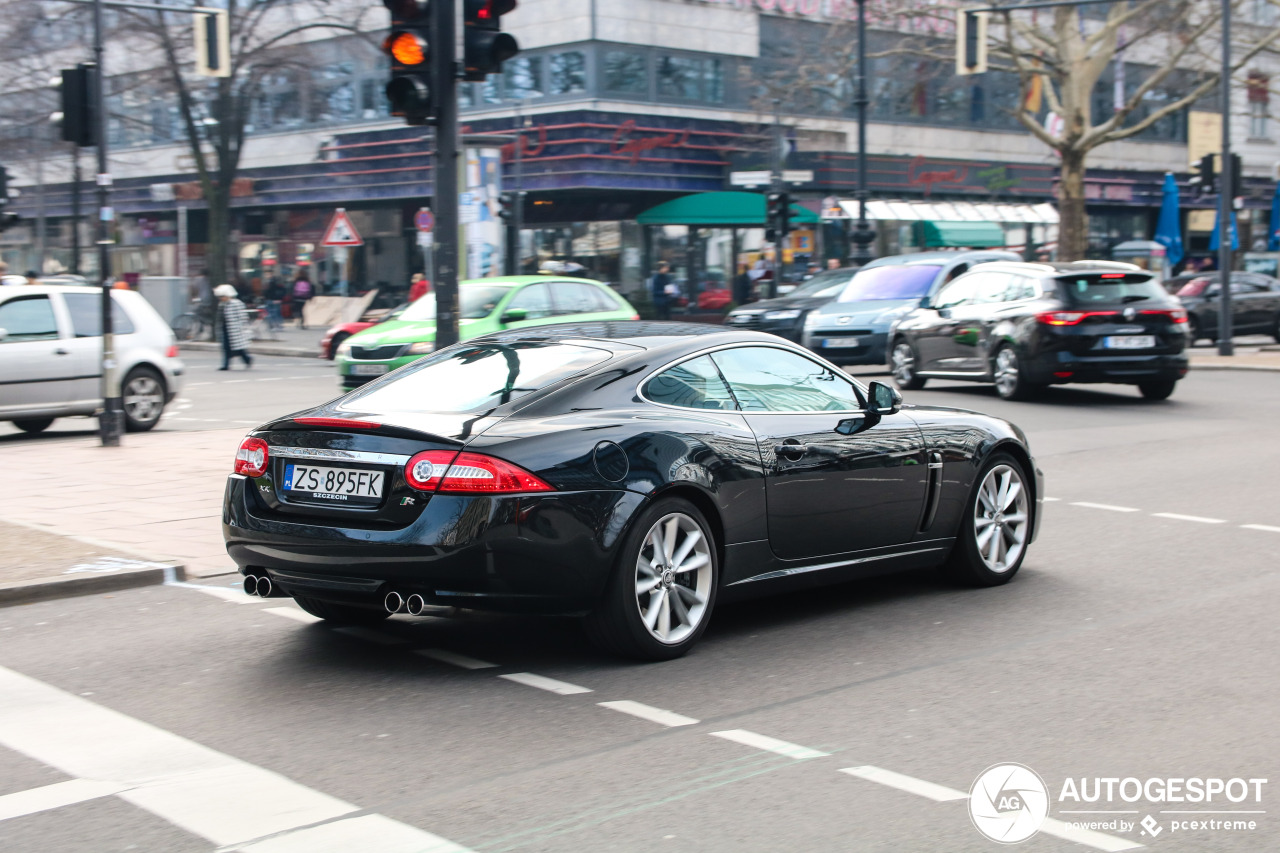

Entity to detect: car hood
[729,294,833,315]
[808,298,918,327]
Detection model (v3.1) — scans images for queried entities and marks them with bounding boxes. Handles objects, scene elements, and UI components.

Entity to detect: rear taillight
[234,437,269,477]
[1141,308,1189,324]
[166,344,179,358]
[293,417,381,429]
[1036,310,1118,326]
[631,313,641,321]
[404,450,553,494]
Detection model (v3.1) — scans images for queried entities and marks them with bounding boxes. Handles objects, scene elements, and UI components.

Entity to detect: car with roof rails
[801,250,1021,365]
[888,261,1190,400]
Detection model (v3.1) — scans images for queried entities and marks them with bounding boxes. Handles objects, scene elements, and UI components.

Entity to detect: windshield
[1058,274,1166,305]
[399,285,511,322]
[1175,277,1212,298]
[787,271,854,298]
[836,265,942,302]
[338,342,611,413]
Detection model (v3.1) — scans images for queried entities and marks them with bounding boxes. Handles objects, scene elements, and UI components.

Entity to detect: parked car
[801,250,1020,365]
[724,268,855,341]
[1166,271,1280,343]
[0,284,183,432]
[335,276,638,389]
[889,261,1189,400]
[319,303,407,360]
[225,322,1041,660]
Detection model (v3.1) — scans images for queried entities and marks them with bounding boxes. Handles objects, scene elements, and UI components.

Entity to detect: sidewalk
[180,325,327,358]
[1187,344,1280,371]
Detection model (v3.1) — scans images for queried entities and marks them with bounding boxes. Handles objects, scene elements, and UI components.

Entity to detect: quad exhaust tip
[405,594,426,616]
[255,575,273,597]
[384,591,405,614]
[243,574,260,596]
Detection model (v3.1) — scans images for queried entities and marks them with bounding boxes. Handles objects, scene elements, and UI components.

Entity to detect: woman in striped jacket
[214,284,253,370]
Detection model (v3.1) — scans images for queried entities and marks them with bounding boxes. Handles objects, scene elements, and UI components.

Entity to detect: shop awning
[914,220,1007,248]
[637,191,820,226]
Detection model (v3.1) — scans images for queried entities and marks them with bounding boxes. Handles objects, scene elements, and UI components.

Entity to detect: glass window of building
[603,50,648,95]
[504,56,543,100]
[549,51,587,95]
[658,55,702,100]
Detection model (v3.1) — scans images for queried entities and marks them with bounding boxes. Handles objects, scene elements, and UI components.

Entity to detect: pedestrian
[214,283,253,370]
[24,269,40,286]
[292,274,313,329]
[409,273,431,303]
[733,264,753,306]
[649,261,674,321]
[264,275,285,331]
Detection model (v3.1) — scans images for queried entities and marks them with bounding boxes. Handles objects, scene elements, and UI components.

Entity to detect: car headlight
[407,341,435,355]
[804,311,824,329]
[336,341,353,357]
[764,309,802,321]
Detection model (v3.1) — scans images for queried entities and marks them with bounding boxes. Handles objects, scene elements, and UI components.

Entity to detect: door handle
[54,348,70,355]
[774,440,808,459]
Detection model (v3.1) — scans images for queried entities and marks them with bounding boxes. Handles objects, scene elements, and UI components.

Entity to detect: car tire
[585,496,718,661]
[13,418,55,434]
[940,452,1033,587]
[1186,314,1201,344]
[293,595,392,624]
[992,345,1041,401]
[327,331,350,360]
[122,366,167,432]
[889,339,927,390]
[1138,379,1177,401]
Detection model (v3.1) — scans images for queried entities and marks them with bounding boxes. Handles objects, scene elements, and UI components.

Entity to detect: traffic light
[383,0,433,125]
[0,167,17,233]
[1191,153,1216,195]
[766,191,792,239]
[956,9,988,76]
[1230,152,1243,201]
[194,8,230,78]
[57,65,95,148]
[498,191,516,222]
[462,0,519,82]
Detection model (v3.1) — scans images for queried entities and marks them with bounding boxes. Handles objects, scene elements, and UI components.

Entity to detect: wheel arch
[643,483,727,583]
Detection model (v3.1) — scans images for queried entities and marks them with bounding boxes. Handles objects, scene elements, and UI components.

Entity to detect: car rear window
[1056,274,1167,305]
[337,341,611,414]
[836,265,942,302]
[63,293,136,336]
[400,284,511,321]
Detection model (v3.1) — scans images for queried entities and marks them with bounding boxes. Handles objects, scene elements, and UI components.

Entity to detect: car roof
[863,250,1021,268]
[468,320,779,356]
[954,260,1147,277]
[0,283,105,296]
[463,275,606,286]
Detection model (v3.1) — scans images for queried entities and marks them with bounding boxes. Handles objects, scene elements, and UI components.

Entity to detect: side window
[712,346,863,412]
[642,355,737,410]
[63,293,136,336]
[590,285,620,312]
[970,273,1013,304]
[0,296,60,342]
[934,277,978,308]
[552,282,602,316]
[1004,275,1038,302]
[506,283,554,319]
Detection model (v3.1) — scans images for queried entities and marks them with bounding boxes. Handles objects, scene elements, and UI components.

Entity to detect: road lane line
[500,672,593,695]
[1043,497,1060,502]
[1151,512,1226,524]
[597,700,699,727]
[414,649,497,670]
[332,626,406,645]
[710,729,829,760]
[264,607,322,625]
[234,813,469,853]
[1070,502,1141,513]
[0,665,470,852]
[0,779,129,822]
[1038,816,1144,851]
[838,766,967,802]
[1242,524,1280,533]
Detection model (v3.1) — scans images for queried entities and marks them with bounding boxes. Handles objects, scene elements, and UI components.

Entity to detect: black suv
[888,261,1190,400]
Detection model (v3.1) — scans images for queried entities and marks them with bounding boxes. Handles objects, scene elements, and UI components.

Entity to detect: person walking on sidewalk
[292,274,313,329]
[264,275,285,331]
[215,284,253,370]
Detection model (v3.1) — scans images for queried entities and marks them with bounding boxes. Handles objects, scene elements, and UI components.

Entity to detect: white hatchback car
[0,285,184,433]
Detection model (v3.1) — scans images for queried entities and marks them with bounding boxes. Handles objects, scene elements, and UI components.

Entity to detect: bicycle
[172,298,215,341]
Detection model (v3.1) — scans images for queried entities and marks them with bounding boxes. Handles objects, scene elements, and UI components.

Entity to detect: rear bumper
[804,332,889,366]
[1025,350,1188,384]
[222,474,644,613]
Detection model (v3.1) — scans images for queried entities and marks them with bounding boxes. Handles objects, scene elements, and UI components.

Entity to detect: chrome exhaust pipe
[243,574,260,597]
[255,575,273,598]
[384,591,405,614]
[405,594,426,616]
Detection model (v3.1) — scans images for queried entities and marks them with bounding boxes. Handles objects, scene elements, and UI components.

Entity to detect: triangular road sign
[321,208,364,247]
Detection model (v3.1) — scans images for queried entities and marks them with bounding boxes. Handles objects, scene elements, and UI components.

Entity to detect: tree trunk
[1057,147,1089,261]
[207,186,230,290]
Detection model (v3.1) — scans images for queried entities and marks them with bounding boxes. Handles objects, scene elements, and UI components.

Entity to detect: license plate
[350,364,389,376]
[283,464,384,504]
[823,337,861,348]
[1103,335,1157,349]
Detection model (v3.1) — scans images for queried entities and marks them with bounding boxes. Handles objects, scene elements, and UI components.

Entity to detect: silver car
[0,284,184,433]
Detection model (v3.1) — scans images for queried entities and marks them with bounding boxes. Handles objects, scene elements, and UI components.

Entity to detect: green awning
[914,220,1006,248]
[637,191,821,227]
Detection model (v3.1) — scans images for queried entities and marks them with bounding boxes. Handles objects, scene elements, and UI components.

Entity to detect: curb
[0,563,186,607]
[179,341,319,358]
[1188,362,1280,372]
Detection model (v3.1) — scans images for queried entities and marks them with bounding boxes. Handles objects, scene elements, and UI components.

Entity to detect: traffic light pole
[850,0,876,268]
[1217,0,1234,357]
[93,0,123,446]
[432,0,459,350]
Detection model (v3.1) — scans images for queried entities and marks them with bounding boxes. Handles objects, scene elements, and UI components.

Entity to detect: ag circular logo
[969,763,1050,844]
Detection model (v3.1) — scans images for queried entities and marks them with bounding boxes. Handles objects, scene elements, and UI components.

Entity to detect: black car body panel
[1168,271,1280,340]
[223,322,1041,614]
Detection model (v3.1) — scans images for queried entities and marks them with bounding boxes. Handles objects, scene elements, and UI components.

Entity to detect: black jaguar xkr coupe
[224,322,1042,659]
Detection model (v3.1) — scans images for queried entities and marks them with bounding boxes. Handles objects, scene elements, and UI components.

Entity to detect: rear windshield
[400,284,511,321]
[337,341,611,413]
[789,270,855,298]
[1056,274,1167,305]
[836,265,942,302]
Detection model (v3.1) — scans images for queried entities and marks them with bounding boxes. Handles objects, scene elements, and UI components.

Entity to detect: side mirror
[835,415,869,435]
[918,295,932,309]
[937,306,952,319]
[0,327,7,343]
[866,380,902,416]
[500,308,528,324]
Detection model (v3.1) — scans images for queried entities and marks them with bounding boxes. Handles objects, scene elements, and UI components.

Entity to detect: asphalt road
[1,362,1278,851]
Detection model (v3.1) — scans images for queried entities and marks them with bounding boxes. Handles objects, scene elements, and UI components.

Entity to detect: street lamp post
[1217,0,1234,357]
[93,0,123,446]
[850,0,876,268]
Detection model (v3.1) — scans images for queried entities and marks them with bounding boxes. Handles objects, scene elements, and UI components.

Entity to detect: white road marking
[264,607,322,625]
[1043,497,1060,502]
[0,779,129,822]
[597,700,699,727]
[169,581,258,604]
[710,729,829,760]
[332,626,406,645]
[499,672,592,695]
[234,813,469,853]
[1070,502,1141,513]
[838,765,967,802]
[414,648,497,670]
[1038,816,1144,851]
[1151,512,1225,524]
[1242,524,1280,533]
[0,665,470,851]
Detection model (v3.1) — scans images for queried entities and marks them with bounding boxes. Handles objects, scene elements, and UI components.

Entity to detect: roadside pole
[1217,0,1234,356]
[94,0,123,446]
[431,0,459,350]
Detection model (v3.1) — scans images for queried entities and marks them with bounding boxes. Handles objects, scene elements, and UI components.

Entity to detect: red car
[697,287,732,311]
[318,304,406,360]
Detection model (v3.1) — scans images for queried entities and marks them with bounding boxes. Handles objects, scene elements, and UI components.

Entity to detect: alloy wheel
[973,463,1029,573]
[891,342,916,385]
[634,512,713,645]
[993,348,1020,397]
[124,375,164,425]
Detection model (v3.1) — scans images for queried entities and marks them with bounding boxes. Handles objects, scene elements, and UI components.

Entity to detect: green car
[335,276,639,388]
